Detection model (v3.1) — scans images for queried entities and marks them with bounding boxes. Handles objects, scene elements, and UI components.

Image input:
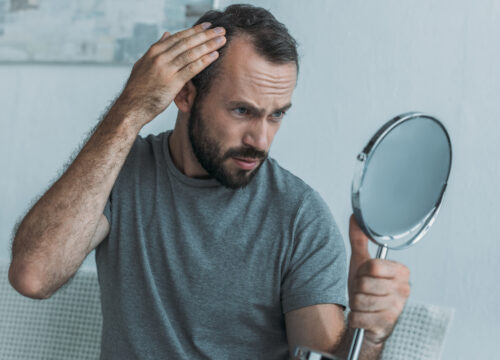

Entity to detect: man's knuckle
[367,295,378,308]
[186,48,200,62]
[186,62,198,74]
[180,51,196,65]
[151,57,165,71]
[400,283,411,297]
[358,277,369,293]
[351,294,362,309]
[168,32,183,43]
[147,44,163,58]
[149,42,160,51]
[202,53,214,64]
[175,38,191,54]
[401,264,411,278]
[366,260,380,275]
[384,310,398,324]
[198,42,211,54]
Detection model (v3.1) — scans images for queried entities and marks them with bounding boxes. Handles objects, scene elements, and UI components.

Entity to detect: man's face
[187,35,297,189]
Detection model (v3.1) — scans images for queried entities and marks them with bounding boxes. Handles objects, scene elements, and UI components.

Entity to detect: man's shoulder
[259,157,336,216]
[123,131,168,163]
[114,132,168,185]
[133,131,167,152]
[258,157,315,204]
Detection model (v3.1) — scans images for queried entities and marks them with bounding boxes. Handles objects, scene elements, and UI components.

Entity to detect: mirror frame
[351,112,453,249]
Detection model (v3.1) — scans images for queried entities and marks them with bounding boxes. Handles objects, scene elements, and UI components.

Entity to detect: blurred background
[1,0,498,358]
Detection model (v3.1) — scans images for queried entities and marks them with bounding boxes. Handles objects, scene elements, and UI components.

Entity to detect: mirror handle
[347,244,388,360]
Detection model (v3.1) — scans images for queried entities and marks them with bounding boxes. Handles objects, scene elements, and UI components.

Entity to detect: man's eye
[234,107,248,115]
[272,110,285,118]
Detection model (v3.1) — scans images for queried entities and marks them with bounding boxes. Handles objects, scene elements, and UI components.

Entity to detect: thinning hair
[191,4,299,102]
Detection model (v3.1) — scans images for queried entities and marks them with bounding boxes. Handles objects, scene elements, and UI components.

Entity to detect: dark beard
[187,98,267,189]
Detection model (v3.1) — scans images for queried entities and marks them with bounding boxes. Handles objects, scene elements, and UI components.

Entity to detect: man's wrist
[103,97,150,134]
[332,326,385,360]
[358,338,384,360]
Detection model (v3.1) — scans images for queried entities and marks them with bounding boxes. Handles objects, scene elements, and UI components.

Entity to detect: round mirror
[351,112,452,249]
[295,112,452,360]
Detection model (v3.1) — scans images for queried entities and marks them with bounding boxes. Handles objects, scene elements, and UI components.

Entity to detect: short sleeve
[100,134,143,227]
[281,189,348,313]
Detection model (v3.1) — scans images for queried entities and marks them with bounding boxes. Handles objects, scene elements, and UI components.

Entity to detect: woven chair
[1,262,453,359]
[380,302,454,359]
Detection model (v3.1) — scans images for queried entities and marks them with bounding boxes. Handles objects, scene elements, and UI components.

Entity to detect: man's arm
[286,303,345,358]
[285,305,388,360]
[8,22,227,299]
[331,325,384,360]
[8,103,140,300]
[286,216,410,360]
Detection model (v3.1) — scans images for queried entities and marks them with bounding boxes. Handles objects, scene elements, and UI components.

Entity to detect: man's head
[175,4,299,189]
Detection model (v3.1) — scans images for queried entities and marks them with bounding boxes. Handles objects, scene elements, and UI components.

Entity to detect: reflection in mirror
[359,116,451,238]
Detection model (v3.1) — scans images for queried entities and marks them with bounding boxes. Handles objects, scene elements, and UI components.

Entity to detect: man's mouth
[232,156,259,170]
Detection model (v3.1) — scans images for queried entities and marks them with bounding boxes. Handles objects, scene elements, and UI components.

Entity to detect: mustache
[223,146,267,161]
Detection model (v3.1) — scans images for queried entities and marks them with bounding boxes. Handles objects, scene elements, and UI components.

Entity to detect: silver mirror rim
[351,112,452,250]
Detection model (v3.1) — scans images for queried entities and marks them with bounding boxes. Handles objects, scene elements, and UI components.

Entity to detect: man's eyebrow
[227,101,292,116]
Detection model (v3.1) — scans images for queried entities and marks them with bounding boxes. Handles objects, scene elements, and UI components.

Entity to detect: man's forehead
[215,35,297,98]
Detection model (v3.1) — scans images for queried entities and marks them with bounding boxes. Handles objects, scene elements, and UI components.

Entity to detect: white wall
[1,1,498,359]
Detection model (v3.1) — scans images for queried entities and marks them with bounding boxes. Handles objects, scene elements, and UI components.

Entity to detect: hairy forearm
[333,326,384,360]
[10,99,144,298]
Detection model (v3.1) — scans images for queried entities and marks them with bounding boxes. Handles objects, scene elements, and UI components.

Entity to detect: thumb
[348,214,371,284]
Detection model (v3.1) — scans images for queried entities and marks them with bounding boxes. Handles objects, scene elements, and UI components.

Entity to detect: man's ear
[174,81,197,113]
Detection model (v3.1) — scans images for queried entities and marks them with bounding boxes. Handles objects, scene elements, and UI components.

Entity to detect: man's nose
[242,119,268,152]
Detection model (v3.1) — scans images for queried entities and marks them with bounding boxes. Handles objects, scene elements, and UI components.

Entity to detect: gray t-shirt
[95,131,347,359]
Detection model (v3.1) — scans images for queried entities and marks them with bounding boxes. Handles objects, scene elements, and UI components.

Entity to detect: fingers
[348,309,400,343]
[166,26,226,64]
[352,263,410,295]
[350,270,411,309]
[176,50,220,83]
[356,259,410,279]
[168,33,225,75]
[350,291,409,313]
[149,23,226,82]
[352,277,395,296]
[149,22,215,56]
[347,256,411,344]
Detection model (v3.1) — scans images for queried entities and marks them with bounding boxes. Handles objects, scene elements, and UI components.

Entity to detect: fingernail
[214,27,225,34]
[215,36,225,44]
[201,22,211,29]
[209,51,218,58]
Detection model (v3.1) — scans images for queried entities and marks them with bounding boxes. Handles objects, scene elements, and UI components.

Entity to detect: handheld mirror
[295,112,452,360]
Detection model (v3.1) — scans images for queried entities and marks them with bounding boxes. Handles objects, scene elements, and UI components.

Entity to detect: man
[8,4,410,359]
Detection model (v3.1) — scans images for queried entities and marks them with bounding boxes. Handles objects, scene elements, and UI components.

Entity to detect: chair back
[1,261,453,359]
[0,262,102,360]
[381,302,454,359]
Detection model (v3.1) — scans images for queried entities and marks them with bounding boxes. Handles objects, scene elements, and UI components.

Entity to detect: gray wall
[1,1,497,358]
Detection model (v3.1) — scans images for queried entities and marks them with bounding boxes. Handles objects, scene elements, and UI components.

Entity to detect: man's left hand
[347,214,411,347]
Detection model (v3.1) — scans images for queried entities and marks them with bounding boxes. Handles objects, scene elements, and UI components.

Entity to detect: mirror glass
[356,115,451,241]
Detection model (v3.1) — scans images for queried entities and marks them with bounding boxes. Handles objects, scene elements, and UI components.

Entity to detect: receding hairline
[200,33,298,94]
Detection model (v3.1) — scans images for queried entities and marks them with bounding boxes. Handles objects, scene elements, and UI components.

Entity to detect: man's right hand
[117,22,226,126]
